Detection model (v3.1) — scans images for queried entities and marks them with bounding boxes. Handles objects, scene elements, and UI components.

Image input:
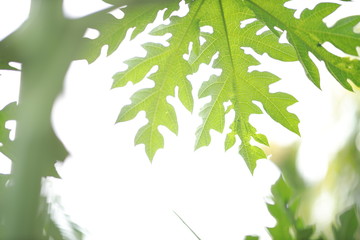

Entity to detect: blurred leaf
[0,102,16,159]
[0,175,83,240]
[244,236,259,240]
[269,144,306,193]
[45,219,65,240]
[267,176,295,239]
[0,102,65,178]
[267,176,320,240]
[0,60,17,71]
[0,40,20,71]
[332,206,359,240]
[42,127,68,178]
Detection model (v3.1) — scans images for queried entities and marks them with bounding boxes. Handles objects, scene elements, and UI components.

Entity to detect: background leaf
[332,206,359,240]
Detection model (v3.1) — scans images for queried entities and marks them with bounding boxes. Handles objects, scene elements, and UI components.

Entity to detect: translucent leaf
[190,0,299,173]
[113,0,200,159]
[79,0,180,63]
[245,0,360,90]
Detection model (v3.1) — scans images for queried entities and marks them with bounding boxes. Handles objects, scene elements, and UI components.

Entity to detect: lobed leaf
[113,0,201,159]
[189,0,299,173]
[111,0,300,170]
[108,0,359,173]
[79,0,180,63]
[245,0,360,90]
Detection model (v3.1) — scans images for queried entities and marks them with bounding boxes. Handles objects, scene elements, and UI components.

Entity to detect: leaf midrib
[195,0,237,149]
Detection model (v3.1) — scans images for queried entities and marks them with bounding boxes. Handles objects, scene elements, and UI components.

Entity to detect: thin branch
[173,211,201,240]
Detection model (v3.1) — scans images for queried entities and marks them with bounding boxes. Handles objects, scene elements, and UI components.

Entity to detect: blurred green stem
[4,0,85,239]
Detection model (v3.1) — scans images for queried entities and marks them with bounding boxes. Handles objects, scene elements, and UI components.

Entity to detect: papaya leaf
[110,0,300,170]
[245,0,360,90]
[113,0,199,160]
[105,0,359,173]
[189,0,299,173]
[79,0,180,63]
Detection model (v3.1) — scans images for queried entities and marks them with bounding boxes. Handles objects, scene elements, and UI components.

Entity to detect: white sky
[0,0,359,239]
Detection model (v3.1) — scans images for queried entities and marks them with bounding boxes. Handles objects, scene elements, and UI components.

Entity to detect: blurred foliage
[0,102,16,161]
[0,174,83,240]
[244,176,359,240]
[244,236,259,240]
[37,194,84,240]
[0,0,359,239]
[265,92,360,239]
[332,206,359,240]
[266,177,320,240]
[178,172,360,240]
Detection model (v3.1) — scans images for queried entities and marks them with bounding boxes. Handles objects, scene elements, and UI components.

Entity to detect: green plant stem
[173,211,201,240]
[3,0,86,239]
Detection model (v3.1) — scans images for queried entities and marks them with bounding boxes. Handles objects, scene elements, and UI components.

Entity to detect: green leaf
[0,102,16,159]
[266,177,294,240]
[0,174,9,196]
[266,176,320,240]
[79,0,180,63]
[245,0,360,90]
[111,0,300,169]
[113,0,200,159]
[244,236,259,240]
[0,39,20,70]
[0,102,65,178]
[189,0,299,173]
[39,195,84,240]
[45,220,66,240]
[0,60,17,71]
[332,206,359,240]
[111,0,299,167]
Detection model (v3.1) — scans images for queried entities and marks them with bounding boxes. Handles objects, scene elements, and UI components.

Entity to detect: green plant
[250,177,360,240]
[0,0,359,239]
[177,176,359,240]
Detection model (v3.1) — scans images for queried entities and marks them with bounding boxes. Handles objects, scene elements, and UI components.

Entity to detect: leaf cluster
[83,0,360,173]
[176,175,360,240]
[245,176,359,240]
[0,0,359,238]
